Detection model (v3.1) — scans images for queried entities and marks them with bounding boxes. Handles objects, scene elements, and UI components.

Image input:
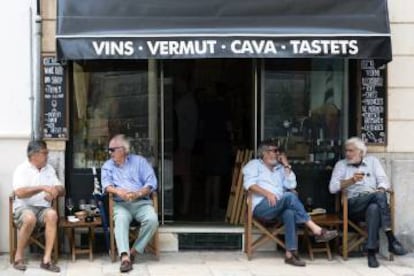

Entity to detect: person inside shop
[329,137,407,268]
[200,82,232,218]
[101,134,158,273]
[12,140,65,272]
[173,78,198,216]
[243,139,338,267]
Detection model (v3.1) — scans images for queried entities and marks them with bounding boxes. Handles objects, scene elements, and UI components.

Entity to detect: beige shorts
[13,206,54,228]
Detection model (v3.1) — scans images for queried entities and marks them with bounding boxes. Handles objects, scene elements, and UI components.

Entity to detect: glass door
[160,59,256,223]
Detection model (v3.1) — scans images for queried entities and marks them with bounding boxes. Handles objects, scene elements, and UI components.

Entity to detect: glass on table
[66,197,74,216]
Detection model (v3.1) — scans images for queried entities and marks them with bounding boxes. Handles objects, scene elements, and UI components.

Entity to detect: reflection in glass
[262,59,345,166]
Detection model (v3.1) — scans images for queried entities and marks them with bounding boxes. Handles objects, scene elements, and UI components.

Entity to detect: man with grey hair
[243,139,337,266]
[12,140,64,272]
[102,134,158,273]
[329,136,406,268]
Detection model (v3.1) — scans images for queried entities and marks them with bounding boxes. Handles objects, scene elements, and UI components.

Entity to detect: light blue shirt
[329,155,389,198]
[101,154,157,201]
[242,159,297,211]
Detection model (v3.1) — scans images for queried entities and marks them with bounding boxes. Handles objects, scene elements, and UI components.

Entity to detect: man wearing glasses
[101,134,158,273]
[329,137,406,268]
[12,140,64,272]
[243,139,337,266]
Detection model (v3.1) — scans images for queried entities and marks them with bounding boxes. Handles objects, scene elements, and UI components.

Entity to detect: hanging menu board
[360,60,386,144]
[42,56,68,139]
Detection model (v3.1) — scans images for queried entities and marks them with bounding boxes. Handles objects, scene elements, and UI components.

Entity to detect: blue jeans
[253,192,310,251]
[113,199,158,256]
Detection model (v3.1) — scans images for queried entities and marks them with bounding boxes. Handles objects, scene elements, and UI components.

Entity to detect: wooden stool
[304,214,342,260]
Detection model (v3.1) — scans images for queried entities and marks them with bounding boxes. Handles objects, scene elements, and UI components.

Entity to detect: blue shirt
[329,155,389,198]
[101,154,157,201]
[242,159,297,211]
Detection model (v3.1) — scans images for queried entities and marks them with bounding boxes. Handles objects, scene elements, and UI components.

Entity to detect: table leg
[89,226,95,261]
[66,228,76,262]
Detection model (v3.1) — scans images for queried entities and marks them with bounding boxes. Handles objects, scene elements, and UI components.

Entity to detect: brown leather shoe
[120,259,133,273]
[40,261,61,273]
[13,259,27,271]
[315,228,338,243]
[284,254,306,267]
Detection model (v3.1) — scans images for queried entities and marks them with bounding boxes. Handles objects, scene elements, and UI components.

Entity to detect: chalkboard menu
[42,56,68,139]
[360,60,386,144]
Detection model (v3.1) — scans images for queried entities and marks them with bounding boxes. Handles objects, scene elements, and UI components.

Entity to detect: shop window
[262,59,346,166]
[71,61,158,169]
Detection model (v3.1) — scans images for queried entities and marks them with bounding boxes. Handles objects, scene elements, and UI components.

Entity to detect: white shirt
[13,160,63,210]
[329,155,390,198]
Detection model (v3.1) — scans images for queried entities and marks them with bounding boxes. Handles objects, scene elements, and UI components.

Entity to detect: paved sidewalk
[0,251,413,276]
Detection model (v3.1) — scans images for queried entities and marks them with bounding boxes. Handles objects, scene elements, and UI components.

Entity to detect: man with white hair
[102,134,158,273]
[329,137,406,268]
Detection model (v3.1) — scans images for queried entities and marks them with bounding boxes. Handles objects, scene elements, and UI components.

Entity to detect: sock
[385,230,396,244]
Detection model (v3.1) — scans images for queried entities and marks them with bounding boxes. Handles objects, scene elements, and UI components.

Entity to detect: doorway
[162,59,255,223]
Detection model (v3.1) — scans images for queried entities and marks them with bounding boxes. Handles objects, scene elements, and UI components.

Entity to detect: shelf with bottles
[308,138,342,165]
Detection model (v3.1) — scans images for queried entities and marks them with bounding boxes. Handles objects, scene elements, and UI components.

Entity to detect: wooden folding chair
[9,193,59,264]
[340,190,395,261]
[244,191,285,260]
[109,192,160,262]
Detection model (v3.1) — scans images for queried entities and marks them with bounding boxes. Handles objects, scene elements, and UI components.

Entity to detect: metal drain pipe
[30,0,42,140]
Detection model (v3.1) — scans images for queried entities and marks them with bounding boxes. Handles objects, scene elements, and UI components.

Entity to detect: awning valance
[56,0,392,61]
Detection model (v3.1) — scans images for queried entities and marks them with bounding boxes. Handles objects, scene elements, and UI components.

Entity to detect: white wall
[388,0,414,153]
[0,0,32,252]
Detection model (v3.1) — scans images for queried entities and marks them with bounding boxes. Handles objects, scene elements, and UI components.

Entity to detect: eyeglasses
[266,148,280,153]
[108,146,123,153]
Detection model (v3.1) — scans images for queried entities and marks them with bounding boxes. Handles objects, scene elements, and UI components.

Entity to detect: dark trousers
[348,192,391,250]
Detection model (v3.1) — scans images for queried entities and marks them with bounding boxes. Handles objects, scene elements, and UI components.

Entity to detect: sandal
[13,259,27,271]
[40,261,61,273]
[120,259,133,273]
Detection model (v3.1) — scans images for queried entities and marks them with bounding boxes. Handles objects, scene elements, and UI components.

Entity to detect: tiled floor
[0,251,413,276]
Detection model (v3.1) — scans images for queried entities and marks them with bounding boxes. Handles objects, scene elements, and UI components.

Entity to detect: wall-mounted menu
[360,60,386,144]
[42,56,68,139]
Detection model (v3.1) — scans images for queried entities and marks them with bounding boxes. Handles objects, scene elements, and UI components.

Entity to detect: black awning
[56,0,391,61]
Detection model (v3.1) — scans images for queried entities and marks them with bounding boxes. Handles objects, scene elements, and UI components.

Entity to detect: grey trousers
[348,191,391,250]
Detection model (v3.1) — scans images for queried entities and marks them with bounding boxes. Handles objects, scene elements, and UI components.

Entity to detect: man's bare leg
[305,220,322,235]
[14,212,37,262]
[42,209,58,264]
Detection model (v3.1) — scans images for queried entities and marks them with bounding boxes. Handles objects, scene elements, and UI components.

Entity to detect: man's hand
[116,188,131,201]
[351,172,365,183]
[265,191,277,207]
[44,192,54,202]
[376,187,386,193]
[277,153,289,167]
[43,186,59,199]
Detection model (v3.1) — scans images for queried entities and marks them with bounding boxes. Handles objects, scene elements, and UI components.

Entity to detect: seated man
[243,139,337,267]
[12,140,65,272]
[329,137,407,268]
[102,134,158,273]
